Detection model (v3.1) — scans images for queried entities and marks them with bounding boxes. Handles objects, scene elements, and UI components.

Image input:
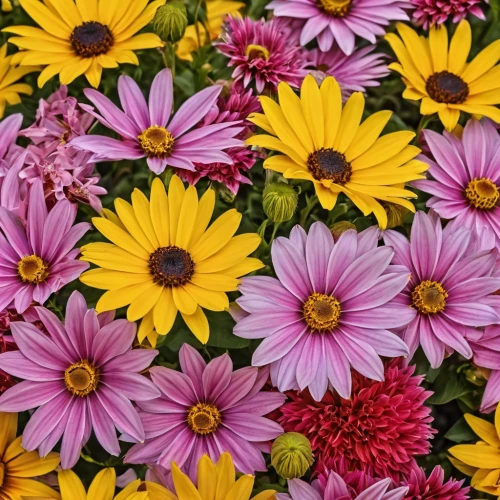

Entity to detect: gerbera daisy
[3,0,166,88]
[386,20,500,131]
[0,290,160,469]
[80,176,263,345]
[266,0,411,55]
[216,16,304,93]
[384,210,500,368]
[124,344,285,478]
[0,412,60,498]
[412,0,489,28]
[246,75,428,229]
[71,69,243,175]
[414,119,500,249]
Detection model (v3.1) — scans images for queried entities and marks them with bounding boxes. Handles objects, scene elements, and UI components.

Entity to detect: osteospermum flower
[0,412,60,498]
[0,179,90,313]
[3,0,165,88]
[125,344,285,478]
[266,0,410,55]
[415,119,500,249]
[386,20,500,131]
[384,210,500,368]
[247,75,428,229]
[234,222,412,401]
[0,290,160,469]
[216,16,304,93]
[277,360,435,480]
[72,69,243,175]
[412,0,489,28]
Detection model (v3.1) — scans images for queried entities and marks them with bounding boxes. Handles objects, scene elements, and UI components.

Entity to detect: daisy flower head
[384,210,500,369]
[125,344,285,478]
[234,222,413,401]
[247,75,428,229]
[3,0,166,88]
[71,69,244,175]
[412,0,489,29]
[80,176,263,346]
[265,0,411,55]
[0,290,160,469]
[386,20,500,131]
[415,119,500,249]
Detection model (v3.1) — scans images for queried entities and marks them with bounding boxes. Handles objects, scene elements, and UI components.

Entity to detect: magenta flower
[384,210,500,369]
[124,343,285,479]
[216,16,304,93]
[71,69,243,175]
[0,290,160,469]
[414,119,500,250]
[411,0,488,28]
[266,0,411,55]
[0,180,90,313]
[402,466,470,499]
[233,222,412,401]
[0,113,23,181]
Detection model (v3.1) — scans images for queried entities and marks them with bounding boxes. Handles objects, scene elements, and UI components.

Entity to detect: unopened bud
[263,183,298,223]
[153,0,188,43]
[271,432,314,479]
[330,221,356,241]
[384,202,410,229]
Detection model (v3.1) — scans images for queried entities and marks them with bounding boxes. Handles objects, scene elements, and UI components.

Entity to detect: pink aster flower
[71,69,243,175]
[233,222,412,401]
[216,16,304,93]
[0,290,160,469]
[266,0,411,55]
[277,360,435,480]
[124,343,285,480]
[0,179,90,314]
[402,466,470,499]
[384,210,500,369]
[414,119,500,250]
[412,0,488,28]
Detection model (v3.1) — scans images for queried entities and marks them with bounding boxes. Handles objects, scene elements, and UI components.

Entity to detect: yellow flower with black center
[80,176,263,346]
[386,20,500,131]
[247,74,428,229]
[3,0,166,88]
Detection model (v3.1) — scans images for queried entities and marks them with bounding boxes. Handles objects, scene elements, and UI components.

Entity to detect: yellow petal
[320,76,342,149]
[150,178,170,247]
[113,33,163,50]
[0,412,17,458]
[80,269,150,291]
[171,463,202,500]
[197,454,217,500]
[263,155,302,174]
[448,456,477,477]
[96,281,155,312]
[59,58,92,86]
[396,23,433,79]
[301,74,324,149]
[247,112,275,135]
[81,243,149,274]
[138,309,155,344]
[221,257,265,278]
[190,187,216,248]
[333,92,364,153]
[190,273,239,292]
[2,476,60,497]
[19,0,72,38]
[132,188,160,249]
[215,453,235,499]
[246,134,306,167]
[252,491,278,500]
[176,185,198,249]
[224,475,254,500]
[127,284,164,322]
[58,470,86,500]
[495,401,500,438]
[87,468,116,500]
[7,450,60,478]
[429,24,448,73]
[153,287,178,335]
[449,20,471,76]
[172,285,197,315]
[449,444,500,469]
[181,306,209,344]
[84,59,102,88]
[315,183,338,210]
[438,107,461,131]
[168,175,185,246]
[464,413,500,448]
[183,283,228,311]
[461,39,500,83]
[76,0,98,22]
[114,198,155,253]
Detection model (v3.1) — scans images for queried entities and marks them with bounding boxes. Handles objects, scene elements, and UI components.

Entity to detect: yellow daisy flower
[0,412,60,499]
[246,74,428,229]
[386,20,500,131]
[449,402,500,497]
[3,0,166,88]
[177,0,244,61]
[0,43,38,118]
[80,176,263,346]
[168,452,276,500]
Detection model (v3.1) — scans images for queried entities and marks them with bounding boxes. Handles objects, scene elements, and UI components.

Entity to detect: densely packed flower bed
[0,0,499,498]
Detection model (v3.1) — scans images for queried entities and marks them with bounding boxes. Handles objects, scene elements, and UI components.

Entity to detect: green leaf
[445,417,477,443]
[428,370,471,405]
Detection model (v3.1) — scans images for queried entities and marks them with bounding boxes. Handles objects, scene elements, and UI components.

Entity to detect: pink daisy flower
[124,343,285,479]
[384,210,500,369]
[266,0,411,55]
[71,69,243,174]
[233,222,412,401]
[0,290,160,469]
[412,0,489,28]
[402,466,470,499]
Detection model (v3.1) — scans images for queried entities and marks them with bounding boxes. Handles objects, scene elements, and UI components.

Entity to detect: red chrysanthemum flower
[411,0,489,29]
[277,359,436,481]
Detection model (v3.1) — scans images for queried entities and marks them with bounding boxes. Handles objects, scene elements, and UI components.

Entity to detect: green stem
[193,0,203,49]
[269,222,281,245]
[300,196,318,228]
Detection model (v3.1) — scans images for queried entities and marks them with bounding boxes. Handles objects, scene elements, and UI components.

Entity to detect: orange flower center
[245,44,270,60]
[64,361,99,397]
[412,280,448,314]
[318,0,351,16]
[138,126,175,158]
[303,292,341,331]
[465,178,499,210]
[426,71,469,104]
[17,255,49,284]
[187,403,221,435]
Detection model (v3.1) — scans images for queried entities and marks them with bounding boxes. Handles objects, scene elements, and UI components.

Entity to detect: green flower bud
[383,202,410,229]
[153,0,188,43]
[330,221,356,241]
[271,432,314,479]
[263,183,298,223]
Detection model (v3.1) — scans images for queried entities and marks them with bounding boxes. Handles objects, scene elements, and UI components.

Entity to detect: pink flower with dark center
[411,0,489,28]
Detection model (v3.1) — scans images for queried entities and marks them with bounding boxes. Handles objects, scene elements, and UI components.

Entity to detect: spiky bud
[153,0,188,43]
[271,432,314,479]
[263,183,298,223]
[330,221,356,241]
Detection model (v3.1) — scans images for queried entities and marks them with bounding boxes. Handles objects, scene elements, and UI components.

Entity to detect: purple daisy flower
[0,179,90,314]
[216,16,304,93]
[266,0,411,55]
[124,343,285,479]
[233,222,412,401]
[71,69,243,175]
[384,210,500,369]
[0,290,160,469]
[414,119,500,250]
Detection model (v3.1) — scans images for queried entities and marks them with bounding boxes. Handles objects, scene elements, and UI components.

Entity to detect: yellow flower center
[138,126,175,158]
[307,148,352,185]
[64,361,99,397]
[411,280,448,314]
[70,21,114,57]
[187,403,221,435]
[465,178,499,210]
[303,292,341,331]
[17,255,49,284]
[148,246,195,287]
[426,71,469,104]
[245,44,270,60]
[318,0,351,16]
[0,462,4,488]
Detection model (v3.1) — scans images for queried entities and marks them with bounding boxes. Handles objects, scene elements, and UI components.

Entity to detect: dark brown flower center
[70,21,114,58]
[17,255,49,284]
[303,292,341,331]
[426,71,469,104]
[64,361,99,397]
[187,403,221,435]
[465,178,499,210]
[318,0,351,16]
[148,246,195,287]
[411,280,448,314]
[307,148,352,184]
